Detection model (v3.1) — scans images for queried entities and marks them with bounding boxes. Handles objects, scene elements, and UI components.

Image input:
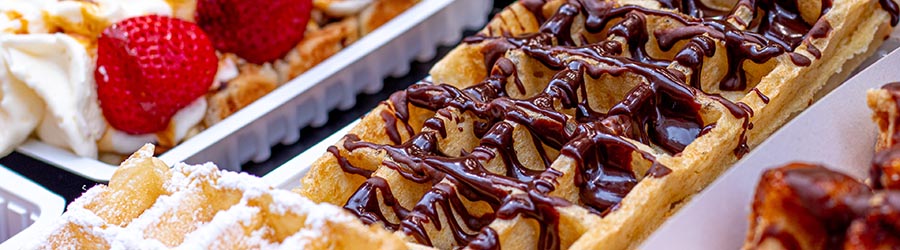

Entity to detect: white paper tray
[0,165,65,247]
[16,0,493,182]
[640,38,900,250]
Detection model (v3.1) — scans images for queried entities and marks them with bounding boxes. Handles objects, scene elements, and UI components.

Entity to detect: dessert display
[743,83,900,249]
[0,0,419,162]
[28,144,409,249]
[294,0,899,249]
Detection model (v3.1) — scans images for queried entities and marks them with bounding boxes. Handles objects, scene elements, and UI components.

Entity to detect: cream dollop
[0,0,197,158]
[0,0,53,34]
[79,0,173,24]
[0,34,105,158]
[0,46,44,157]
[316,0,373,17]
[98,98,208,155]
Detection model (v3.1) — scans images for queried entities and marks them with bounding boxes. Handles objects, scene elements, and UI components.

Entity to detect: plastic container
[16,0,494,182]
[0,165,66,247]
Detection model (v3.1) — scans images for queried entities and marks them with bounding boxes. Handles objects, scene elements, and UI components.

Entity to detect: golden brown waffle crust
[297,0,897,249]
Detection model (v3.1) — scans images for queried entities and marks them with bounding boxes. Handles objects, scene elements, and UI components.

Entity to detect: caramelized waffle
[29,144,408,249]
[743,83,900,249]
[298,0,900,249]
[744,163,900,250]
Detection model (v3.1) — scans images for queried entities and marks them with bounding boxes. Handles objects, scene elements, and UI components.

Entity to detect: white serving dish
[16,0,494,182]
[640,37,900,249]
[0,165,65,247]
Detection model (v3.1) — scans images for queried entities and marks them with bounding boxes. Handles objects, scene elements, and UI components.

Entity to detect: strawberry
[96,15,218,135]
[195,0,312,64]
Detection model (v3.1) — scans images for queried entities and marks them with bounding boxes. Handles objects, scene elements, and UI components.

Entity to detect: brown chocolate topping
[880,0,900,25]
[809,19,832,39]
[752,164,886,249]
[336,1,900,249]
[752,88,770,104]
[647,162,673,178]
[327,145,373,177]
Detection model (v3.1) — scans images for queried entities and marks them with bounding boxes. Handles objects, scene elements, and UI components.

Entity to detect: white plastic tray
[16,0,494,182]
[640,36,900,249]
[0,165,65,248]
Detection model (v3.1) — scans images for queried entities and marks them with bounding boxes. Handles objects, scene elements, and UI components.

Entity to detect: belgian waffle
[29,144,409,249]
[297,0,899,249]
[0,0,420,160]
[204,0,421,124]
[742,83,900,249]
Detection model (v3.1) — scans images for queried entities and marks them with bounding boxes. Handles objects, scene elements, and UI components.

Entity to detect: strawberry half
[195,0,312,64]
[96,15,218,135]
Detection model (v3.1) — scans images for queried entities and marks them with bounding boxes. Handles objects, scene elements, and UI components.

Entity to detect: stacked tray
[0,165,65,248]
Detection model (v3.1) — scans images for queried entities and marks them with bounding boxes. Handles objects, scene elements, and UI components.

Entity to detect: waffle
[297,0,899,249]
[743,83,900,249]
[28,144,409,249]
[0,0,420,160]
[204,0,421,124]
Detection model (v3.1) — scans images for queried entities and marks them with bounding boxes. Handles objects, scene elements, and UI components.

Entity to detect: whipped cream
[0,0,53,34]
[0,0,208,158]
[0,46,44,157]
[98,98,208,155]
[89,0,174,23]
[0,34,105,158]
[316,0,373,17]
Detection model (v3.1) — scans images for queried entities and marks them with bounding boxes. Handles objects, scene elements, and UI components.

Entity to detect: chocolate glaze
[657,0,729,18]
[790,53,811,66]
[750,164,895,249]
[809,19,832,39]
[327,145,373,177]
[469,227,500,250]
[880,0,900,25]
[647,162,673,178]
[752,88,770,104]
[333,1,900,249]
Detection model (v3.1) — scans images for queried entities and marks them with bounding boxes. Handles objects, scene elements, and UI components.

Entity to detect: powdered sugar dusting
[30,159,373,249]
[65,184,106,211]
[217,169,272,200]
[176,205,260,249]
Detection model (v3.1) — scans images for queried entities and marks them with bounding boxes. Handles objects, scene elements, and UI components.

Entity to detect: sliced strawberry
[195,0,313,64]
[96,15,218,135]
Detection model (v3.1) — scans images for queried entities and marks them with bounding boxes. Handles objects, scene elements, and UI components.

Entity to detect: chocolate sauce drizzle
[335,1,899,249]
